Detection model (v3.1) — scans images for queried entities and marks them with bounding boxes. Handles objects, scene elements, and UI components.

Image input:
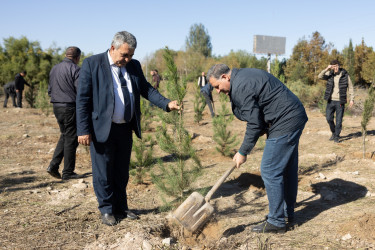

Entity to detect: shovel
[172,164,236,232]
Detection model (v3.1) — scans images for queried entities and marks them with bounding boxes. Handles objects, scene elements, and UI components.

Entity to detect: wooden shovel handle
[204,164,236,202]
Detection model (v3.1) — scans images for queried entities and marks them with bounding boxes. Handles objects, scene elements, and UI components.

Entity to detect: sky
[1,0,375,62]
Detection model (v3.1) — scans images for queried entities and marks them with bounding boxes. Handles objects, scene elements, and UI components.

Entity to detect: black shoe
[62,172,85,180]
[252,221,286,234]
[264,215,294,224]
[47,166,61,179]
[333,136,340,143]
[101,213,117,226]
[329,134,335,141]
[115,210,139,220]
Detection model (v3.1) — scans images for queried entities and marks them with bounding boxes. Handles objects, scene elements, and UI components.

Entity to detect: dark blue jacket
[48,58,80,104]
[229,68,308,155]
[200,83,213,99]
[76,52,170,143]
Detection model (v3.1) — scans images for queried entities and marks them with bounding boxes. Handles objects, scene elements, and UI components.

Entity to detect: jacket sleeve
[133,61,170,111]
[236,91,266,155]
[76,59,93,136]
[318,69,330,80]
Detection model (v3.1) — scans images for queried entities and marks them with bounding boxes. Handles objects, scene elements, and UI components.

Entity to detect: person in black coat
[46,46,83,180]
[14,71,30,108]
[3,81,17,108]
[207,64,307,234]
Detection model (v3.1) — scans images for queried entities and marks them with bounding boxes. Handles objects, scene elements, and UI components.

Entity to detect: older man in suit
[76,31,180,226]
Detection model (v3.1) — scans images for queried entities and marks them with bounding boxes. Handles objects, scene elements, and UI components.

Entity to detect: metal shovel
[172,164,236,232]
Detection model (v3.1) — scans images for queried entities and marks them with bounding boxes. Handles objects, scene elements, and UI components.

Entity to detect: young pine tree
[193,82,206,124]
[35,80,52,114]
[361,84,375,158]
[213,94,238,157]
[151,47,201,206]
[25,81,38,108]
[129,98,156,184]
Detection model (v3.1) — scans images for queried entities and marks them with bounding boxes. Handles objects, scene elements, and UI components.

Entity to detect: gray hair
[111,31,137,49]
[206,64,230,80]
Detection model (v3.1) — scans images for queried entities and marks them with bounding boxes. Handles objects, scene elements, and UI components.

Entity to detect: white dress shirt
[107,51,134,123]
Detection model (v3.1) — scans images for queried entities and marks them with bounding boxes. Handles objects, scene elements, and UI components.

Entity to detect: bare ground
[1,87,375,249]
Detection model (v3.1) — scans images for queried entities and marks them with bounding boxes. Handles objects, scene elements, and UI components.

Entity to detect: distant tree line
[2,25,375,107]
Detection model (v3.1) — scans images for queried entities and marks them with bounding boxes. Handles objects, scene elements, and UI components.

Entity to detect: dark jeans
[261,126,304,227]
[16,90,23,108]
[90,122,133,214]
[202,93,215,117]
[326,100,345,137]
[3,89,16,107]
[48,106,78,176]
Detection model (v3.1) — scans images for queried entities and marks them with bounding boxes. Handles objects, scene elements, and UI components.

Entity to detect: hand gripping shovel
[172,164,236,232]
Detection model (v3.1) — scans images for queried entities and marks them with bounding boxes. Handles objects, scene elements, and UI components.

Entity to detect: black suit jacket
[76,52,170,142]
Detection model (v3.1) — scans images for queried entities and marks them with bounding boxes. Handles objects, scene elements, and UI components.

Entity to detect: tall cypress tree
[151,47,201,205]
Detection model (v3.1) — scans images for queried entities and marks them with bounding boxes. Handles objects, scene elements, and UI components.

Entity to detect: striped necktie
[118,69,132,122]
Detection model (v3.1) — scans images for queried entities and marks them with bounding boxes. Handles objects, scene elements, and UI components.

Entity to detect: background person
[197,71,207,88]
[14,70,30,108]
[318,59,354,143]
[76,31,180,226]
[151,69,160,89]
[46,46,83,180]
[200,82,215,117]
[207,64,308,233]
[3,81,17,108]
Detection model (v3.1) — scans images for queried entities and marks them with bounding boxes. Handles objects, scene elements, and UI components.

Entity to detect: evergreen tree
[212,94,238,157]
[193,83,206,124]
[151,47,201,205]
[34,79,51,114]
[343,39,356,84]
[361,84,375,158]
[129,98,156,184]
[185,23,212,58]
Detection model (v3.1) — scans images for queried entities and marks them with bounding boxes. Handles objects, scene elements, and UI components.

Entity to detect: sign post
[253,35,286,73]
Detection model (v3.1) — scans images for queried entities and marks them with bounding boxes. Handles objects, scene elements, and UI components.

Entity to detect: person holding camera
[318,59,354,143]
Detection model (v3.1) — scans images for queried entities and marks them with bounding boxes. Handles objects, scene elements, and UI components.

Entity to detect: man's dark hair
[65,46,81,59]
[207,64,230,80]
[330,59,340,66]
[154,69,158,73]
[21,70,27,75]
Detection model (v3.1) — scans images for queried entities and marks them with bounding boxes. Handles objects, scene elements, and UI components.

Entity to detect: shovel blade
[173,192,214,232]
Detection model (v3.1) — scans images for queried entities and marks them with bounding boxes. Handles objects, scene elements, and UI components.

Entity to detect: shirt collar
[107,51,117,67]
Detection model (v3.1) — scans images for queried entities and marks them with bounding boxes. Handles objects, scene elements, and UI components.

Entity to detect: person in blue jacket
[207,64,308,233]
[200,82,215,117]
[76,31,180,226]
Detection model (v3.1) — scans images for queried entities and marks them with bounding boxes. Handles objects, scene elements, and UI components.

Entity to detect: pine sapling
[213,94,239,157]
[151,47,201,206]
[361,84,375,158]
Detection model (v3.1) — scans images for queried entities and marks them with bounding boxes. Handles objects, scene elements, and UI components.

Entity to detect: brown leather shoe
[101,213,117,226]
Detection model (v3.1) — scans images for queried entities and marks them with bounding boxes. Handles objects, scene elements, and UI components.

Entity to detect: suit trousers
[48,106,78,176]
[90,122,133,214]
[16,90,23,108]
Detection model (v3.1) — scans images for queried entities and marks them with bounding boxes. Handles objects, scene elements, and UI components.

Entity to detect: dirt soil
[1,86,375,249]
